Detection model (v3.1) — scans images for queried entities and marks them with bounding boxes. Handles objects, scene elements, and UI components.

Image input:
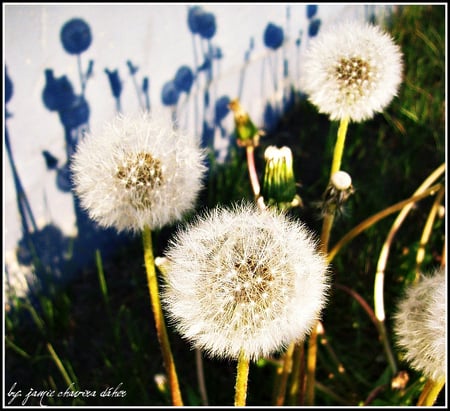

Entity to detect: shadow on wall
[4,4,384,300]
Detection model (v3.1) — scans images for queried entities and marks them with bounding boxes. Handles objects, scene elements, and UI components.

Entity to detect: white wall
[3,3,391,296]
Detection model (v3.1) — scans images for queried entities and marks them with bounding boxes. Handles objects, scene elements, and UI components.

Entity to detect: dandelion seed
[162,202,329,361]
[71,111,206,232]
[392,267,446,382]
[300,20,403,122]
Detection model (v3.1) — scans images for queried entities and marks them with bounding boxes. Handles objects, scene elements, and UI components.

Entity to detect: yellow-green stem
[143,226,183,406]
[330,116,349,176]
[320,117,349,254]
[234,350,250,406]
[417,377,445,406]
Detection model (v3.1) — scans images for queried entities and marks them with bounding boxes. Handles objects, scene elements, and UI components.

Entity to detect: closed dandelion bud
[331,170,352,191]
[162,202,329,361]
[71,111,207,233]
[229,98,263,147]
[262,146,301,209]
[321,170,354,217]
[393,267,446,382]
[300,21,403,122]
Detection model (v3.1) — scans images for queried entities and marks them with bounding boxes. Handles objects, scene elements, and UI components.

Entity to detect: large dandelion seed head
[300,20,403,122]
[162,202,329,361]
[71,111,206,232]
[392,267,446,382]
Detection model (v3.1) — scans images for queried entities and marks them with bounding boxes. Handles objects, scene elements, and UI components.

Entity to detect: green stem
[47,343,75,389]
[142,226,183,406]
[95,249,110,310]
[234,350,250,406]
[330,117,349,176]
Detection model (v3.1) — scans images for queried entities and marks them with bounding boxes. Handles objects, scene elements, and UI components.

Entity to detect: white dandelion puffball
[300,20,403,122]
[393,267,446,382]
[162,202,329,361]
[71,112,206,232]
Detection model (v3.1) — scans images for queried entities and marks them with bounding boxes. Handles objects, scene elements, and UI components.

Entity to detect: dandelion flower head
[300,20,403,122]
[393,267,446,382]
[71,111,206,232]
[162,202,329,361]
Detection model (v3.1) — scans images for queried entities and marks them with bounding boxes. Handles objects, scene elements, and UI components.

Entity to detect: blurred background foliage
[5,4,445,406]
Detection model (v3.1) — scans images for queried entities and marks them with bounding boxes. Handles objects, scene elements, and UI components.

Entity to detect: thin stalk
[142,226,183,406]
[288,342,305,405]
[5,337,31,359]
[273,342,295,406]
[415,187,445,280]
[234,350,250,406]
[95,249,110,309]
[363,384,388,406]
[304,322,319,405]
[372,167,444,378]
[317,324,354,389]
[335,282,397,374]
[315,381,353,405]
[47,343,74,388]
[373,165,445,324]
[195,349,209,406]
[335,283,378,327]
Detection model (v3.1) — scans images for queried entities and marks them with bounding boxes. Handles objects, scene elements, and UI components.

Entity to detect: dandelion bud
[392,267,446,382]
[262,146,301,209]
[162,202,329,361]
[71,111,207,233]
[229,99,263,147]
[321,170,354,217]
[330,170,352,191]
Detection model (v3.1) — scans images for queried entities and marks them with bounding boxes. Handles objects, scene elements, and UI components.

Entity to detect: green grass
[4,5,445,406]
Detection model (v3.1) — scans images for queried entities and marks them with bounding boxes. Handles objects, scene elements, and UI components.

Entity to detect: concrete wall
[4,3,392,296]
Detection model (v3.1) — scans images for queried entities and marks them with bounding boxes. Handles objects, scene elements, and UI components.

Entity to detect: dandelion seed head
[162,202,329,361]
[393,267,446,382]
[300,21,403,122]
[71,111,206,232]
